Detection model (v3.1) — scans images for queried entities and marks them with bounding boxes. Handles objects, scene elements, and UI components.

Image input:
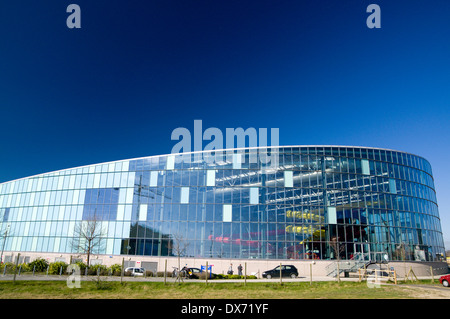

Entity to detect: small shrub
[17,263,31,273]
[28,258,49,272]
[48,262,68,275]
[157,271,170,277]
[195,273,256,280]
[73,261,87,274]
[91,276,113,290]
[124,270,133,276]
[145,270,153,277]
[0,262,16,273]
[108,264,122,276]
[198,272,216,280]
[228,274,242,279]
[88,264,108,276]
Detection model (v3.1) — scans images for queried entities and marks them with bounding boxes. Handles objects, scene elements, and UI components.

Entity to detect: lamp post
[1,225,10,264]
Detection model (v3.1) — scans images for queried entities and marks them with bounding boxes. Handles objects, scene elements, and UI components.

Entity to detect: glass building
[0,146,445,263]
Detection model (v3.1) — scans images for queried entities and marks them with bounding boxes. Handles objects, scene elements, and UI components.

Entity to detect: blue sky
[0,1,449,248]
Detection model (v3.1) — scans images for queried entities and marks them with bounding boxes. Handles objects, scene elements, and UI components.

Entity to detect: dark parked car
[262,265,298,279]
[186,267,203,279]
[439,274,450,287]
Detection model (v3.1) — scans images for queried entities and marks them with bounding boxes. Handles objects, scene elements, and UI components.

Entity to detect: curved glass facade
[0,146,445,262]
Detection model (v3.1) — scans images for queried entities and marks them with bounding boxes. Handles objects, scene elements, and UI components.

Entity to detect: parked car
[186,267,202,279]
[125,267,146,276]
[439,274,450,287]
[262,265,298,279]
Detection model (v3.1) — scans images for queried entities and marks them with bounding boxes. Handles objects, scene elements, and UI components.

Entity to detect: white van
[125,267,146,276]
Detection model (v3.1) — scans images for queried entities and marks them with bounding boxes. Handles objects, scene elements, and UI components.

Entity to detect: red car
[439,274,450,287]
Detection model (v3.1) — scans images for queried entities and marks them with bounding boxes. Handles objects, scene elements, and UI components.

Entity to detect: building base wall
[385,261,449,277]
[2,251,448,278]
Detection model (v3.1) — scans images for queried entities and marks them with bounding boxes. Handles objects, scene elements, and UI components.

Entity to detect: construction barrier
[358,268,398,285]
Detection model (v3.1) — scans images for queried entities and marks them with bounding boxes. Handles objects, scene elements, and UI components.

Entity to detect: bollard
[164,259,167,285]
[205,261,209,286]
[336,262,340,283]
[244,262,247,287]
[363,264,367,280]
[121,257,124,284]
[33,265,36,276]
[280,263,282,285]
[13,253,20,283]
[310,263,312,286]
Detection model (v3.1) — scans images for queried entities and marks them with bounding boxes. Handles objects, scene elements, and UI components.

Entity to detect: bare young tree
[0,225,12,264]
[330,236,346,261]
[71,215,106,266]
[170,232,190,283]
[330,236,346,282]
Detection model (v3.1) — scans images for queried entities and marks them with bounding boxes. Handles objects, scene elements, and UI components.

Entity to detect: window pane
[250,187,259,204]
[233,154,242,169]
[150,171,158,187]
[167,155,175,170]
[284,171,293,187]
[181,187,189,204]
[328,206,337,224]
[223,204,232,222]
[139,204,148,221]
[361,159,370,175]
[206,170,216,187]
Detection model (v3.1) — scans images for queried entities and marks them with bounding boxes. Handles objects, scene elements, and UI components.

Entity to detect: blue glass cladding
[0,145,444,262]
[2,208,9,222]
[82,188,119,221]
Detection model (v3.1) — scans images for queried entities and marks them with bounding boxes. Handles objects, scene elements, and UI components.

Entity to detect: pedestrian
[237,264,243,276]
[227,263,233,275]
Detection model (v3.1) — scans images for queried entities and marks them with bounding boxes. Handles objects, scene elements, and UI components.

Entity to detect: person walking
[237,264,243,276]
[227,263,233,275]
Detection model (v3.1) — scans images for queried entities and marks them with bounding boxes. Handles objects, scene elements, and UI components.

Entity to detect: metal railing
[325,252,371,277]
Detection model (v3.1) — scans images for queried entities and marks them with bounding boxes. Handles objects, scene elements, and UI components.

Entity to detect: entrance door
[353,243,370,261]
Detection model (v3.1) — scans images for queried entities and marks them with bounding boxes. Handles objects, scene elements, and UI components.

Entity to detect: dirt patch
[396,285,450,299]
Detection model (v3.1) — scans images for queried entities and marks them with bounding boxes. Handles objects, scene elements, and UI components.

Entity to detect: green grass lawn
[0,280,439,299]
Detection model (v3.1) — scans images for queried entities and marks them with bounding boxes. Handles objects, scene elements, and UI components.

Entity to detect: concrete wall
[385,261,449,277]
[3,251,448,278]
[1,251,333,276]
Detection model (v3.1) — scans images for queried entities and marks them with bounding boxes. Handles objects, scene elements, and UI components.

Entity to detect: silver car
[125,267,146,276]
